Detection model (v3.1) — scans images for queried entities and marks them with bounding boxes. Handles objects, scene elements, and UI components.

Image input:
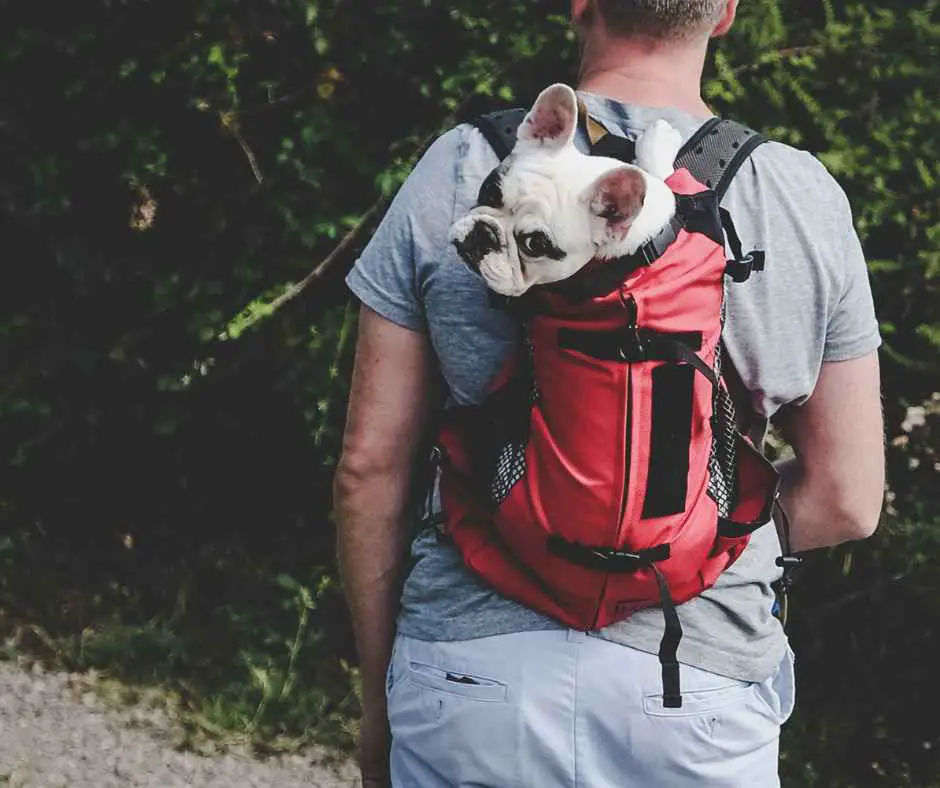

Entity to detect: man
[334,1,885,785]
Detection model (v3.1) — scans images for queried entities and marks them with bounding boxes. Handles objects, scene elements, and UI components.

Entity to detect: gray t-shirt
[345,91,881,683]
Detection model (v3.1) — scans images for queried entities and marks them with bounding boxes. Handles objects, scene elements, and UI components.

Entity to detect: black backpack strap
[674,118,769,203]
[468,101,612,161]
[468,108,528,161]
[471,110,769,203]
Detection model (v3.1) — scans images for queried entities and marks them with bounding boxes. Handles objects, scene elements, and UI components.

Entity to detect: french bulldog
[450,83,683,297]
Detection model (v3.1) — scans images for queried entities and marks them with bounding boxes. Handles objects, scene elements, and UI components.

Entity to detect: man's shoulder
[394,123,501,218]
[721,134,854,245]
[731,136,848,202]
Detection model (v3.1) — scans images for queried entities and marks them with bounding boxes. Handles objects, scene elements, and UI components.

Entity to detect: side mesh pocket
[707,382,739,517]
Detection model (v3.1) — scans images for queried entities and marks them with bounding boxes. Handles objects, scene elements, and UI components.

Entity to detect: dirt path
[0,659,360,787]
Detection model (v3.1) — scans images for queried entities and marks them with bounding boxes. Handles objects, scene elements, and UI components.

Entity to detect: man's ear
[518,83,579,150]
[585,166,647,238]
[570,0,591,28]
[710,0,738,38]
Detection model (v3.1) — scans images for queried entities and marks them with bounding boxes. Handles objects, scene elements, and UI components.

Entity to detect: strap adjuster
[617,326,647,361]
[547,536,670,572]
[725,255,754,283]
[725,250,766,283]
[639,242,658,267]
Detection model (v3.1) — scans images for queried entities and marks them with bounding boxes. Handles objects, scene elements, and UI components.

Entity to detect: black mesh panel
[489,439,527,504]
[483,321,536,505]
[708,378,739,517]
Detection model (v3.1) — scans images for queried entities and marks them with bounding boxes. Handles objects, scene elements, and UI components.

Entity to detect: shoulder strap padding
[674,118,769,204]
[468,108,528,161]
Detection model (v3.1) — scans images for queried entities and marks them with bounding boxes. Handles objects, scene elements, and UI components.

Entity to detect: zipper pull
[617,292,644,361]
[618,290,638,325]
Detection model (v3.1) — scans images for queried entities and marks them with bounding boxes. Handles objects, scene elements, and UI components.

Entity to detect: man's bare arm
[775,350,885,553]
[333,305,437,781]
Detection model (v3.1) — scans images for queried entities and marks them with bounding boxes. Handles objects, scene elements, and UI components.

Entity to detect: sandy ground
[0,659,361,788]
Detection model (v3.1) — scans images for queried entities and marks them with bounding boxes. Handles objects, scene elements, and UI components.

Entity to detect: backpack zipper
[592,292,637,630]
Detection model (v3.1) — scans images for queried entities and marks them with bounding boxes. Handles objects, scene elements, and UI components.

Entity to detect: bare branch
[730,45,824,77]
[220,110,264,184]
[263,198,388,314]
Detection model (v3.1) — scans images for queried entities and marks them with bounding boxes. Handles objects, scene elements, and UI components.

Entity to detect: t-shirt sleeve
[345,127,463,332]
[823,190,883,362]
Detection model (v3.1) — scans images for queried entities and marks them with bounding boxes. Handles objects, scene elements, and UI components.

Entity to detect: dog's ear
[585,166,647,238]
[517,83,578,150]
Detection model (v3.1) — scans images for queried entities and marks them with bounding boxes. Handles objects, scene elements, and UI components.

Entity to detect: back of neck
[576,36,712,118]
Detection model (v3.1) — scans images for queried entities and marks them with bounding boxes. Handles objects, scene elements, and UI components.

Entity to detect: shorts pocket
[752,645,797,725]
[385,638,402,700]
[644,681,753,717]
[405,660,509,702]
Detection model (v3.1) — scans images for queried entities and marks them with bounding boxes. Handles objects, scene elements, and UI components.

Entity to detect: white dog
[450,83,683,297]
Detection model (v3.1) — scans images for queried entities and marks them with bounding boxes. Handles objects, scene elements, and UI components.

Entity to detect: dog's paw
[636,120,683,180]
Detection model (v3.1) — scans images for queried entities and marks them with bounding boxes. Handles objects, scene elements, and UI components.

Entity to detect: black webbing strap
[589,131,637,162]
[558,326,701,359]
[645,336,718,386]
[559,327,718,387]
[653,566,683,708]
[548,533,683,706]
[720,207,766,282]
[674,118,769,203]
[549,216,684,302]
[770,495,804,627]
[470,108,529,161]
[717,516,766,539]
[547,536,670,573]
[720,207,745,260]
[471,107,769,208]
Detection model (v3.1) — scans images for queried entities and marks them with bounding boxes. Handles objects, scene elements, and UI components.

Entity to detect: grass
[0,526,361,758]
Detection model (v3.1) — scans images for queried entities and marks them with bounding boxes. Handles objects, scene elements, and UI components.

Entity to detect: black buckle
[618,326,647,361]
[639,242,658,267]
[725,250,765,283]
[547,536,670,572]
[725,255,754,283]
[775,555,803,569]
[592,548,641,564]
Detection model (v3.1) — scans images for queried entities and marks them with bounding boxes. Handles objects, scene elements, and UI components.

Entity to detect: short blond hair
[597,0,727,39]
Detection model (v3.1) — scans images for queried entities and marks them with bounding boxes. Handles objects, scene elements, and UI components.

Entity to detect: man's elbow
[333,453,373,505]
[831,476,885,542]
[333,448,401,508]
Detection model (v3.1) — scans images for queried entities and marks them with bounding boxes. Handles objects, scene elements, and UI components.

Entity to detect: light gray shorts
[387,629,795,787]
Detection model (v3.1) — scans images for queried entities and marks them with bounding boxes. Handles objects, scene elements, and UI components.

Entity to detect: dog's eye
[519,231,553,258]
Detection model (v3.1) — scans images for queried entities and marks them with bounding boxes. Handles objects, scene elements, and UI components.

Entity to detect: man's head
[573,0,737,41]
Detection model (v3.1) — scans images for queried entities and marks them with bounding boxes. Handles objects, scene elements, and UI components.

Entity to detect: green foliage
[1,0,938,782]
[705,4,940,785]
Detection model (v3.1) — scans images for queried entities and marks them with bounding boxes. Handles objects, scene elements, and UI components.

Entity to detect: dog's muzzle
[452,218,503,272]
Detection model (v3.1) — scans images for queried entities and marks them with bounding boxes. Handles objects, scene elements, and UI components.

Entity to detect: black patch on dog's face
[517,230,566,261]
[453,221,502,271]
[477,168,504,209]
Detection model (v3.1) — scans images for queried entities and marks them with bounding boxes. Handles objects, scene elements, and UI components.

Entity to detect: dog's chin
[486,281,528,298]
[478,256,529,298]
[480,256,595,297]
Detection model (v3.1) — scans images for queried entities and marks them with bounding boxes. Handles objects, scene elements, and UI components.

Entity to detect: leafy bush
[1,0,937,781]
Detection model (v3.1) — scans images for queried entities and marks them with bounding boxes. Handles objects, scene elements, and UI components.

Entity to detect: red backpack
[424,109,783,707]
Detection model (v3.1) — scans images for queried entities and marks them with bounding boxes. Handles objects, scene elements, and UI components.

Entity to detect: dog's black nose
[454,221,502,272]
